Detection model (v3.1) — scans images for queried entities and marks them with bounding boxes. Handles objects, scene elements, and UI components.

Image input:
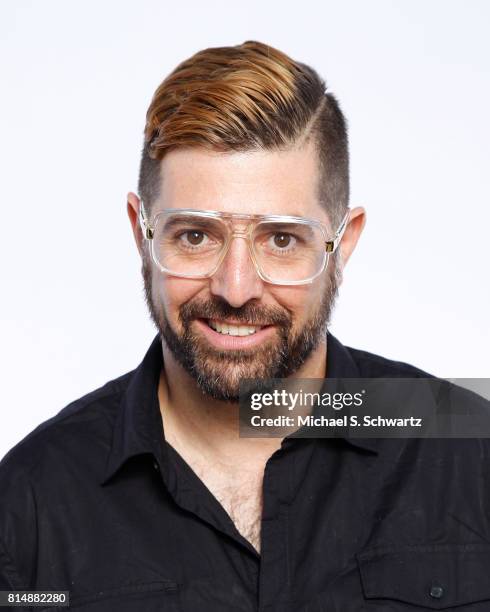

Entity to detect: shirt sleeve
[0,536,24,589]
[0,446,39,590]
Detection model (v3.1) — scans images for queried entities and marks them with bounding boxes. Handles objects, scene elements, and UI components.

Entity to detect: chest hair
[193,463,264,553]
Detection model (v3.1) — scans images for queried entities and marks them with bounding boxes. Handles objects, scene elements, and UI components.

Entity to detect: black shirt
[1,333,490,611]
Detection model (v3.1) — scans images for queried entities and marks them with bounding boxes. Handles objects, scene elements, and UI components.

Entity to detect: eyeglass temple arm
[140,201,350,248]
[139,202,154,240]
[325,210,350,253]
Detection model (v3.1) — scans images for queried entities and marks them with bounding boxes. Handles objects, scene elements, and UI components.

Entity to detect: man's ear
[338,206,366,268]
[127,192,145,257]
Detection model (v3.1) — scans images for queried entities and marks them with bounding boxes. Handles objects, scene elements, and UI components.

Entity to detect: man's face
[141,139,342,402]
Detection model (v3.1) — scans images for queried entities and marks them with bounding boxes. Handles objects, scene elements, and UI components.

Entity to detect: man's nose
[209,236,264,307]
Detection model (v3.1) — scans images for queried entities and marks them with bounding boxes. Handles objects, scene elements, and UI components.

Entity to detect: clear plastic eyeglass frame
[138,202,350,286]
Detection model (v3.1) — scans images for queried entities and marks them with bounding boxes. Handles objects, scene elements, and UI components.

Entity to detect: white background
[1,0,489,459]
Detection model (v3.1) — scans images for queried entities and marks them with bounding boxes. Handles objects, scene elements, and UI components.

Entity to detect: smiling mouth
[204,318,269,336]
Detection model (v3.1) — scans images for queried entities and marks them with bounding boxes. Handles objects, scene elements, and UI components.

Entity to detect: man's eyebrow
[162,215,217,228]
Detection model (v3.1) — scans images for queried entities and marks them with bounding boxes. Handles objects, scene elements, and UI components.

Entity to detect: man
[1,41,489,611]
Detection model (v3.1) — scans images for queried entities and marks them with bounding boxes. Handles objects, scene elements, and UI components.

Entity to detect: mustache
[179,297,291,328]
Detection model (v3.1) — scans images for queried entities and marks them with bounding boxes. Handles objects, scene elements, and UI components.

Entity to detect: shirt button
[153,460,159,471]
[429,585,444,599]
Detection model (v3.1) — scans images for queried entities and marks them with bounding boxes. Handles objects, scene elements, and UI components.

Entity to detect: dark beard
[142,256,340,402]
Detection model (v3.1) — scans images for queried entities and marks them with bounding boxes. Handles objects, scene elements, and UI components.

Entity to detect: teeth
[208,320,262,336]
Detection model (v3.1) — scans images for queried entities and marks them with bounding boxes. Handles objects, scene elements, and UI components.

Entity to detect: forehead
[157,139,327,222]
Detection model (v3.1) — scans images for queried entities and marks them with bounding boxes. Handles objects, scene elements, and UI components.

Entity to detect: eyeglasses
[139,203,349,286]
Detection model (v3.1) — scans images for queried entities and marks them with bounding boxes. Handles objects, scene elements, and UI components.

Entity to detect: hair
[138,41,349,227]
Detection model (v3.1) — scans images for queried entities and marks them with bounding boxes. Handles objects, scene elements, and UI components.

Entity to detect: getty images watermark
[238,378,490,438]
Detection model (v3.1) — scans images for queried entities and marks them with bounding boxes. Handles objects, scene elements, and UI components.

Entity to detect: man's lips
[194,318,276,350]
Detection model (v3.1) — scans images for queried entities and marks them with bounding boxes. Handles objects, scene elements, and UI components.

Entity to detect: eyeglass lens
[151,212,327,282]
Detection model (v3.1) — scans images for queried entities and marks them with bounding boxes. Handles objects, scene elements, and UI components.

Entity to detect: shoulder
[0,370,132,473]
[0,370,133,587]
[342,344,490,461]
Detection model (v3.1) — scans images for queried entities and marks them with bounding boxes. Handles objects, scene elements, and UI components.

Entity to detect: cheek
[269,283,324,321]
[151,272,207,319]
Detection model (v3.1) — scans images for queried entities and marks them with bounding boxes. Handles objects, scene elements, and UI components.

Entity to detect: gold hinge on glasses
[325,210,349,253]
[139,202,154,240]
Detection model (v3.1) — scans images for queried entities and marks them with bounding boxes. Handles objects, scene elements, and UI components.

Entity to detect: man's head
[138,41,349,227]
[127,41,365,402]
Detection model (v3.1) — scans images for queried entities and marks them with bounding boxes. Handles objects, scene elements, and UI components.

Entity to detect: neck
[158,338,328,468]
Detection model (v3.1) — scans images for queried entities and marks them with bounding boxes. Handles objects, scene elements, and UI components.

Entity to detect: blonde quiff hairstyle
[138,41,349,225]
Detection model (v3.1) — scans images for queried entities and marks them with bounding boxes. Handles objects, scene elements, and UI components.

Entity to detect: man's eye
[172,229,212,248]
[268,233,297,250]
[273,233,293,248]
[183,230,206,246]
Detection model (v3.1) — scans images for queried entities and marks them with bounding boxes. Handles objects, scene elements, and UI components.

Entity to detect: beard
[142,255,341,402]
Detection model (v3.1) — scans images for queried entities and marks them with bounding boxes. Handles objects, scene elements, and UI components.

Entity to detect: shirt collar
[100,335,165,485]
[325,332,379,455]
[100,330,378,484]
